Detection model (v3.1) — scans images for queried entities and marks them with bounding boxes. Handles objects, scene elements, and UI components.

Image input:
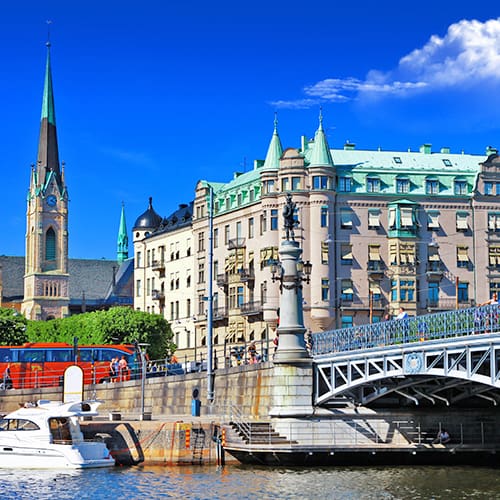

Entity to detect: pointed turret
[36,41,62,191]
[117,203,129,264]
[309,109,333,167]
[262,114,283,170]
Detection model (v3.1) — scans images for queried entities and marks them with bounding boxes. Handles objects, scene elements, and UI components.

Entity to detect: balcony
[339,296,386,310]
[151,289,165,301]
[426,298,474,311]
[240,301,263,316]
[213,307,228,321]
[367,260,384,279]
[151,260,165,271]
[426,261,445,280]
[216,273,228,287]
[237,268,255,282]
[228,238,246,249]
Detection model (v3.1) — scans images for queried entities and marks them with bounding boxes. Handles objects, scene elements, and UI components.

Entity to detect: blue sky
[2,1,500,259]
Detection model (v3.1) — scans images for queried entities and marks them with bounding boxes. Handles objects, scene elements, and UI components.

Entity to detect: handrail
[312,304,500,357]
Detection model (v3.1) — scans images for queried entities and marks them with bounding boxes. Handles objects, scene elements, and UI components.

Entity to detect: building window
[136,279,142,297]
[368,209,380,229]
[249,187,255,202]
[224,225,230,245]
[458,282,469,302]
[321,279,329,301]
[368,245,381,270]
[400,208,413,228]
[442,158,452,167]
[281,177,289,192]
[187,298,191,318]
[489,246,500,269]
[456,213,468,231]
[198,232,205,252]
[260,281,267,304]
[425,178,439,194]
[263,180,275,194]
[175,301,179,320]
[399,279,415,301]
[457,246,469,268]
[236,221,242,239]
[270,209,279,230]
[260,211,267,234]
[490,282,500,299]
[320,207,328,228]
[393,156,402,164]
[396,177,410,193]
[186,272,191,288]
[340,244,353,265]
[428,282,439,306]
[136,251,142,268]
[292,176,301,190]
[45,228,56,261]
[321,241,329,264]
[170,302,175,321]
[312,176,329,190]
[485,182,494,195]
[146,278,151,296]
[427,211,440,230]
[198,262,205,284]
[198,295,205,315]
[237,286,244,307]
[341,280,353,301]
[454,179,467,195]
[340,209,353,229]
[213,228,219,248]
[338,176,352,192]
[366,177,380,193]
[248,217,254,239]
[341,315,353,329]
[488,213,500,232]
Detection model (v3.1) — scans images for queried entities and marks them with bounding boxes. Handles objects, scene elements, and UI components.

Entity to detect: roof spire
[117,202,129,264]
[262,113,283,170]
[37,29,62,191]
[309,108,333,167]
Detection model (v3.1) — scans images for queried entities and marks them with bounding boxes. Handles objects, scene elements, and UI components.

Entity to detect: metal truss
[314,333,500,407]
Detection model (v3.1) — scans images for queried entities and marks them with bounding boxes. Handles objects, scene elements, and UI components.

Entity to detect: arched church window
[46,228,56,261]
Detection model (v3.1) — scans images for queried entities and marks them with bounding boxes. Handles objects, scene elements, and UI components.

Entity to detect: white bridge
[312,305,500,407]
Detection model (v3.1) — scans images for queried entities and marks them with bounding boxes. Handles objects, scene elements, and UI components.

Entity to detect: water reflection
[0,465,499,499]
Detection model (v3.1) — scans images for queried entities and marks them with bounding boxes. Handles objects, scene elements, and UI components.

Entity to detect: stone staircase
[225,421,297,448]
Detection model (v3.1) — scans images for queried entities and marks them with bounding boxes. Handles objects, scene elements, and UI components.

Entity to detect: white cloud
[274,17,500,108]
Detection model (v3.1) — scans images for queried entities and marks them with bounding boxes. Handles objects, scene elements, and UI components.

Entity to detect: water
[1,465,499,499]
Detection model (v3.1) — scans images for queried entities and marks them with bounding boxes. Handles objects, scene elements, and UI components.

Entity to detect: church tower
[22,41,69,320]
[117,203,129,264]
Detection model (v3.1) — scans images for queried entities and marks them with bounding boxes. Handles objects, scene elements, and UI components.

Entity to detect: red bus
[0,342,140,389]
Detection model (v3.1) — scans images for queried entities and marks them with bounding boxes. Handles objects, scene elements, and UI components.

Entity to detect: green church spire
[117,203,129,264]
[262,113,283,170]
[37,40,62,190]
[309,108,333,167]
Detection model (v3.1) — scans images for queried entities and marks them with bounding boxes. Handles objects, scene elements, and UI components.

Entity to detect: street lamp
[137,342,150,420]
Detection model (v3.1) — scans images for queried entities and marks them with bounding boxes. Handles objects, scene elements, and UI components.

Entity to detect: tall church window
[45,228,56,261]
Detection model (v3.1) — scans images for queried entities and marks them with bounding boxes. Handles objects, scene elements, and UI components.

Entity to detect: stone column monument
[269,193,314,417]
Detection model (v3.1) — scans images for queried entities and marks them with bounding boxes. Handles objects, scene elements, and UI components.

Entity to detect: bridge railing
[312,304,500,357]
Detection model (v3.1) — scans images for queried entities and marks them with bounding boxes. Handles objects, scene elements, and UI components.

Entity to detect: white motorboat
[0,400,115,469]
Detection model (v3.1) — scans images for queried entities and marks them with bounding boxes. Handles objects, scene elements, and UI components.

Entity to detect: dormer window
[366,176,380,193]
[425,177,439,195]
[338,176,352,192]
[396,177,410,193]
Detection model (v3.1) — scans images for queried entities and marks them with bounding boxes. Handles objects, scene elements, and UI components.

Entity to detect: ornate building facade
[134,115,500,360]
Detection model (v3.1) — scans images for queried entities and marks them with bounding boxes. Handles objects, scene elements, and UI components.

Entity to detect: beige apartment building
[134,116,500,362]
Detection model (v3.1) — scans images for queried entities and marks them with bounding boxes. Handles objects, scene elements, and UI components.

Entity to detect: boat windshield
[0,418,40,431]
[49,417,72,444]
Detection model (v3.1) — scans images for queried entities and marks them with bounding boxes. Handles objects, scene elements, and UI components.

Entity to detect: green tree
[0,308,28,345]
[26,307,174,359]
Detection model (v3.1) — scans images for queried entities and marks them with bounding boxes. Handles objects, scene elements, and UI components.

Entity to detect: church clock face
[46,195,57,207]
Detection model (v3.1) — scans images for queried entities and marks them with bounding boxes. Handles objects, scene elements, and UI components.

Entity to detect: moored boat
[0,400,115,469]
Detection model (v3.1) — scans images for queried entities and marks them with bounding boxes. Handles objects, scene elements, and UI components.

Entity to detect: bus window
[78,349,96,362]
[19,350,45,362]
[49,350,72,362]
[0,349,13,363]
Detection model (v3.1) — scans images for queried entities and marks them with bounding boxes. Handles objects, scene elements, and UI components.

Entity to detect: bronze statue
[283,193,298,241]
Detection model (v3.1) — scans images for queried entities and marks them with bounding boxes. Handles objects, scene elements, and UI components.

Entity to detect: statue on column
[283,193,298,241]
